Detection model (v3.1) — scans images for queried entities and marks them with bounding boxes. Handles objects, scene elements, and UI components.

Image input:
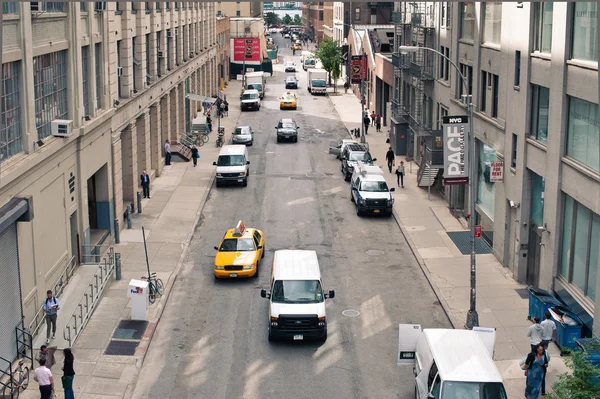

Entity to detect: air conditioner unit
[117,67,123,76]
[51,120,73,138]
[94,2,106,11]
[157,51,164,58]
[167,30,173,38]
[30,2,39,11]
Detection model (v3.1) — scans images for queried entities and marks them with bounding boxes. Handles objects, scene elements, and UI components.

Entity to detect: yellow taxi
[213,221,265,278]
[279,91,298,110]
[291,43,302,51]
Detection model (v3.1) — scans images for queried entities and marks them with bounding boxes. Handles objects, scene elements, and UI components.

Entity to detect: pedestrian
[42,290,60,344]
[527,316,544,353]
[164,139,172,166]
[540,312,556,349]
[62,348,75,399]
[33,357,55,399]
[207,120,213,133]
[363,115,370,135]
[224,100,229,117]
[370,111,376,126]
[140,170,151,199]
[385,147,395,173]
[395,161,405,187]
[524,343,549,399]
[36,345,57,370]
[376,115,382,132]
[191,146,199,167]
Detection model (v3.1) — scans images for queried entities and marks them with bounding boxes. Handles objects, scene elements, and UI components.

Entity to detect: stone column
[160,95,170,160]
[120,121,138,203]
[150,103,162,176]
[183,24,189,61]
[136,114,151,180]
[170,88,179,141]
[178,83,186,133]
[112,137,124,232]
[120,37,133,98]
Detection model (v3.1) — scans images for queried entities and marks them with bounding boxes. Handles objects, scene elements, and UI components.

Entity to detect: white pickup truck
[307,69,327,95]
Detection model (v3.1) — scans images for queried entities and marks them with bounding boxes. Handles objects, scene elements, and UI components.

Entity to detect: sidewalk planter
[527,286,562,321]
[549,305,584,352]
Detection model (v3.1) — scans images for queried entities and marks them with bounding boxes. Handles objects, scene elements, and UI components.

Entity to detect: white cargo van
[260,250,335,342]
[212,145,250,187]
[398,325,507,399]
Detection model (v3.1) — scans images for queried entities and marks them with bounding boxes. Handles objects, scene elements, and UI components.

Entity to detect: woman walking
[62,348,76,399]
[524,344,549,398]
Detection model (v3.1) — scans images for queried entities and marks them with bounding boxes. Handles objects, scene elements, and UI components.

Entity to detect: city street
[131,34,451,399]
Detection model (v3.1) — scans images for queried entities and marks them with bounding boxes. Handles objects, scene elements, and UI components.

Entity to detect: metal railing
[0,325,33,398]
[63,247,115,348]
[81,240,112,264]
[28,256,77,339]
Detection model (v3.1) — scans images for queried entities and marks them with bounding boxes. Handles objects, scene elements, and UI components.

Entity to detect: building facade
[301,2,333,44]
[216,16,231,86]
[333,1,394,44]
[0,1,218,361]
[391,1,599,336]
[216,2,263,18]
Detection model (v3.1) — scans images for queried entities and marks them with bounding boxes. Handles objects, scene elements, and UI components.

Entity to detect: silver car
[232,126,254,146]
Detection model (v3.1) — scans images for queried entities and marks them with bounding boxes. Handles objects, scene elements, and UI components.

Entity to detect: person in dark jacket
[62,348,75,399]
[363,116,370,135]
[385,147,395,173]
[140,170,150,198]
[191,146,199,167]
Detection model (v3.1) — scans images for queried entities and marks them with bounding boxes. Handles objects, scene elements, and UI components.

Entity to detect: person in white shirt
[33,358,54,399]
[527,316,543,353]
[540,312,556,348]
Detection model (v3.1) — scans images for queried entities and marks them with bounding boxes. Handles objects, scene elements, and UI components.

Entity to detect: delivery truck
[242,72,267,99]
[307,69,327,95]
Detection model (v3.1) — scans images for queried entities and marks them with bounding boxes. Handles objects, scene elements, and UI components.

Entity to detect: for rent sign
[442,115,470,185]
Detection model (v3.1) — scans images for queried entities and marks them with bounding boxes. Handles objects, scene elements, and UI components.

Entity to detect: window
[33,51,68,139]
[146,34,151,83]
[156,2,161,11]
[491,74,499,118]
[458,63,472,101]
[166,1,169,10]
[36,2,65,12]
[319,10,324,21]
[80,2,87,11]
[441,2,448,27]
[480,71,487,113]
[116,1,120,12]
[530,85,549,143]
[560,194,599,302]
[132,37,139,91]
[1,62,22,162]
[117,40,123,97]
[572,2,598,62]
[482,2,502,45]
[460,2,475,40]
[131,2,137,13]
[236,10,240,16]
[3,2,18,13]
[355,7,360,21]
[533,2,553,53]
[514,51,521,86]
[566,97,599,172]
[438,46,449,81]
[477,142,496,217]
[530,172,544,226]
[82,46,90,116]
[511,134,518,168]
[156,32,162,76]
[437,104,448,129]
[95,44,102,109]
[166,32,172,70]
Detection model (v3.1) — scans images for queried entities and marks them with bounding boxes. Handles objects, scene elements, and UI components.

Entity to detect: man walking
[43,290,60,344]
[375,114,382,132]
[191,146,199,167]
[363,115,370,135]
[370,111,376,126]
[540,312,556,349]
[33,358,54,399]
[164,139,171,166]
[140,170,150,199]
[36,345,57,370]
[395,161,406,187]
[385,147,395,173]
[527,316,544,353]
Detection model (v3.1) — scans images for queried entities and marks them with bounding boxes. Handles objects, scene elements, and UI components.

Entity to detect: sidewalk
[20,81,243,399]
[328,90,568,398]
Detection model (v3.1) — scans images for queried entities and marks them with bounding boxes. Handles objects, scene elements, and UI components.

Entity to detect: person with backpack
[43,290,60,344]
[524,343,550,398]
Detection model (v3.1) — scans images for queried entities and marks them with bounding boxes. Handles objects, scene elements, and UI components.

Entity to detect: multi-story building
[301,2,333,44]
[216,2,263,18]
[333,2,394,44]
[391,2,599,336]
[217,16,231,84]
[0,1,218,361]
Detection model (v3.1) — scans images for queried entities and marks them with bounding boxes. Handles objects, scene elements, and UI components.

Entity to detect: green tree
[547,346,600,399]
[293,14,302,26]
[330,57,341,94]
[314,37,342,86]
[264,12,280,27]
[282,14,292,25]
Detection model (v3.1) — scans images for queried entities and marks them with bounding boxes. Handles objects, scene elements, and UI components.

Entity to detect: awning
[0,197,29,235]
[185,94,217,102]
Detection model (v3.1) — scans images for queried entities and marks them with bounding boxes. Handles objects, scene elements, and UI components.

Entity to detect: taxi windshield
[271,280,323,304]
[359,181,389,192]
[349,152,371,162]
[282,94,295,101]
[219,238,255,252]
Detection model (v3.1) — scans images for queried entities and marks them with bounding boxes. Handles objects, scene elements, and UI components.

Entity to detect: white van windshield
[217,155,246,166]
[271,280,323,304]
[242,93,259,100]
[442,381,508,399]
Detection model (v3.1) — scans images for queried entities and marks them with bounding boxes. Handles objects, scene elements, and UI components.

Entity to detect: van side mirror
[246,161,250,165]
[390,188,396,192]
[213,161,217,166]
[327,290,335,299]
[260,289,270,299]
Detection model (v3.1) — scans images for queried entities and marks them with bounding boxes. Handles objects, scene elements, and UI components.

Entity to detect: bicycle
[194,131,210,147]
[141,272,164,304]
[1,359,30,399]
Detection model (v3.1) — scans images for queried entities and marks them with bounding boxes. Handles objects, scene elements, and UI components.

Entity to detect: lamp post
[398,45,479,329]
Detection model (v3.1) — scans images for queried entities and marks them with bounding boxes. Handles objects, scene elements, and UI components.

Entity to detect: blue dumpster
[549,305,584,352]
[527,286,562,321]
[575,338,600,387]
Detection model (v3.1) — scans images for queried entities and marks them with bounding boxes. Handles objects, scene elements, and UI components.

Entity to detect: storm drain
[104,320,149,356]
[446,231,493,255]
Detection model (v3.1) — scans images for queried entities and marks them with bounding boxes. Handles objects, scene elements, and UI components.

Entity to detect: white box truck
[242,72,267,99]
[307,69,327,95]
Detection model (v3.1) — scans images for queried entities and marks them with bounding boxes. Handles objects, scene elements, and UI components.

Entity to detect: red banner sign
[351,55,363,84]
[233,38,260,62]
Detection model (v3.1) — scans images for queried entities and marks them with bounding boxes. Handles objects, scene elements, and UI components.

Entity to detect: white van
[350,161,395,216]
[260,250,335,342]
[398,325,507,399]
[212,145,250,187]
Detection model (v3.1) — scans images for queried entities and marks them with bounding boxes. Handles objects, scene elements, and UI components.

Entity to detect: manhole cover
[366,249,384,256]
[104,340,139,356]
[113,320,148,340]
[342,309,360,317]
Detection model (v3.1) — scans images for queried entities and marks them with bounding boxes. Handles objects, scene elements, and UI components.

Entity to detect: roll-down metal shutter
[0,224,23,363]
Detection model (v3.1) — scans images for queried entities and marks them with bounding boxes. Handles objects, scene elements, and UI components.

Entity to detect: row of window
[3,2,211,14]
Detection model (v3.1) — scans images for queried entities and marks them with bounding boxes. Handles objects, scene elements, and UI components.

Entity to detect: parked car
[275,118,299,143]
[340,143,376,181]
[232,126,255,146]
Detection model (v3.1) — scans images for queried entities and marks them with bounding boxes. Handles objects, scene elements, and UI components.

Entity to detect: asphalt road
[131,33,451,399]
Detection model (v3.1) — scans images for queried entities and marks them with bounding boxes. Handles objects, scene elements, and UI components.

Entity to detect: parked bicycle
[194,131,210,147]
[1,359,30,399]
[141,272,164,304]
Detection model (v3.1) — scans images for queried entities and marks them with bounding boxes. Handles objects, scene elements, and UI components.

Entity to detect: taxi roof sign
[234,220,246,236]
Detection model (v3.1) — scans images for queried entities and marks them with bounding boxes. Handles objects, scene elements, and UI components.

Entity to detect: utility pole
[360,45,366,144]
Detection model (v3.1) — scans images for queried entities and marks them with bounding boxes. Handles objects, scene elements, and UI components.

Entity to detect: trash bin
[527,286,562,321]
[548,305,584,352]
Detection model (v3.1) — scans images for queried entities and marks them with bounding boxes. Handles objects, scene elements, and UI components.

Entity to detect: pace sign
[442,115,470,185]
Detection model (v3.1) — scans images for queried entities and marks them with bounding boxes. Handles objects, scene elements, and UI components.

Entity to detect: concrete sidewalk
[328,90,568,398]
[20,82,243,399]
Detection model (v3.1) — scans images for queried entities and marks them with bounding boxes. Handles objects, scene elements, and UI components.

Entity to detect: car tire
[277,137,280,143]
[356,205,362,216]
[242,177,248,187]
[318,330,328,342]
[268,329,275,342]
[215,181,221,188]
[249,141,253,146]
[344,173,351,181]
[350,191,355,202]
[293,137,298,143]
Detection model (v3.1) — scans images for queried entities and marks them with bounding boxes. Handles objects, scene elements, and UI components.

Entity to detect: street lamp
[398,45,479,329]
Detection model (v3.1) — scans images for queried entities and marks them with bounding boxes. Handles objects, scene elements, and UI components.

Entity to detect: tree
[547,346,600,399]
[282,14,292,25]
[264,12,280,27]
[314,37,342,87]
[292,14,302,26]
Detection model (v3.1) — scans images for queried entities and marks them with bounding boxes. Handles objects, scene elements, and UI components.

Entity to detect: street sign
[475,225,482,238]
[351,55,363,84]
[490,161,504,182]
[442,115,470,185]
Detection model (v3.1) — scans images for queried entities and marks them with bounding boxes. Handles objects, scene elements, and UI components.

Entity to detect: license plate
[229,273,238,277]
[238,179,243,182]
[293,334,303,340]
[373,209,380,213]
